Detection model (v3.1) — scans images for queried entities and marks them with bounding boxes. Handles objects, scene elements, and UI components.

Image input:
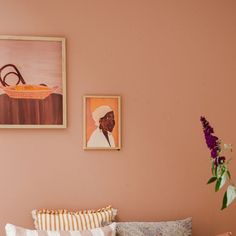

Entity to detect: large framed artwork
[83,95,121,150]
[0,35,66,128]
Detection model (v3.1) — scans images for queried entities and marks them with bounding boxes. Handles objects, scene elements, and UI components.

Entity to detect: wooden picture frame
[0,35,66,128]
[83,95,121,150]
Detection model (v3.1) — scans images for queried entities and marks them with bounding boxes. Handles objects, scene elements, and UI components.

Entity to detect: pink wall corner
[0,0,236,235]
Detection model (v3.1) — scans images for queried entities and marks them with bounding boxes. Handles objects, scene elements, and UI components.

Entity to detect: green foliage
[221,185,236,210]
[207,177,217,184]
[207,153,234,209]
[221,191,228,210]
[215,178,222,192]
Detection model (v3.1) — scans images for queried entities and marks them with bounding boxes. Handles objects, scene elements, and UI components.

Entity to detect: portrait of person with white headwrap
[83,96,121,150]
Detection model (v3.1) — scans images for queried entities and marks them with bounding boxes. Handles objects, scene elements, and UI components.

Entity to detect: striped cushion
[32,206,117,231]
[5,223,116,236]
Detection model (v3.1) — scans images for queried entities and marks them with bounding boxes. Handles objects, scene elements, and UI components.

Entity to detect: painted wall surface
[0,0,236,235]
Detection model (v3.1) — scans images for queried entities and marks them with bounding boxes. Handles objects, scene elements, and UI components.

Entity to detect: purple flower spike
[200,116,234,210]
[205,135,219,150]
[211,148,218,159]
[204,126,214,135]
[200,116,209,128]
[200,117,222,156]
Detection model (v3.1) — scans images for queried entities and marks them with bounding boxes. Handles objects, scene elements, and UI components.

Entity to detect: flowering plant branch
[200,116,236,210]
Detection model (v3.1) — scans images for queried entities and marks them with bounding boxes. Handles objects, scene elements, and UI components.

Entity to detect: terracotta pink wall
[0,0,236,235]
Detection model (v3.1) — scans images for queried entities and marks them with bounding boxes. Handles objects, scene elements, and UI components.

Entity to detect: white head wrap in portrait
[92,105,113,126]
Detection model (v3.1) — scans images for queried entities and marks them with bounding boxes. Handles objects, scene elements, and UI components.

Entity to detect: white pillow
[5,223,116,236]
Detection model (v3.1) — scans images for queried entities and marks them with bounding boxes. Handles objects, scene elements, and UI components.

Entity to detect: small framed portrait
[83,95,121,150]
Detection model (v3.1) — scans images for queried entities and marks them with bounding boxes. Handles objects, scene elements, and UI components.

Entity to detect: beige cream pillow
[5,223,116,236]
[32,205,117,231]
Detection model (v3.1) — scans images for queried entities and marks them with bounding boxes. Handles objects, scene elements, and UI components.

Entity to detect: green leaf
[211,162,215,175]
[227,170,231,180]
[221,185,236,210]
[221,191,228,210]
[215,165,218,177]
[220,165,226,177]
[226,185,236,207]
[207,177,217,184]
[219,172,227,189]
[215,178,222,192]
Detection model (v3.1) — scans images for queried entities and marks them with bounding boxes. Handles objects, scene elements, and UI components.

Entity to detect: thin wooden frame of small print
[0,35,66,128]
[83,95,121,150]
